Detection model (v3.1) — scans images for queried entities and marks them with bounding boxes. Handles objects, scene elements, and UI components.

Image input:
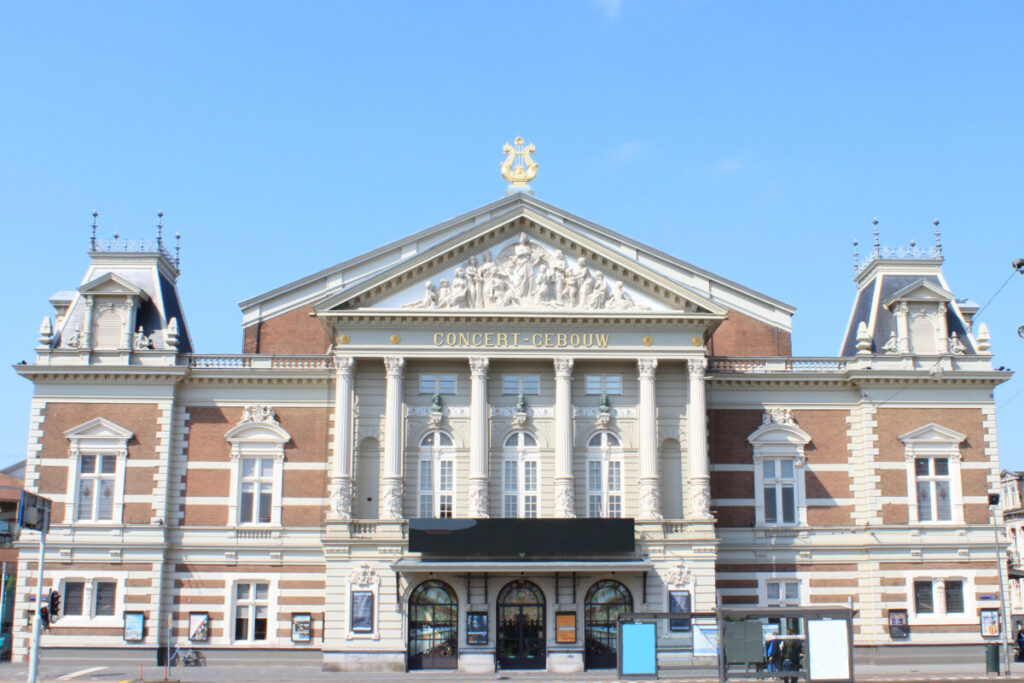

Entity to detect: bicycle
[169,642,205,666]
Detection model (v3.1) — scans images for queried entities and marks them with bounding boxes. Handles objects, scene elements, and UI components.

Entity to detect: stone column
[121,297,135,350]
[329,355,355,519]
[468,356,490,518]
[895,302,910,354]
[687,358,712,519]
[638,358,662,519]
[80,296,95,350]
[381,356,405,520]
[554,357,576,518]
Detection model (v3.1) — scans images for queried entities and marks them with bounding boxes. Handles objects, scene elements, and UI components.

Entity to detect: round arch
[497,580,546,669]
[584,579,633,669]
[407,580,458,670]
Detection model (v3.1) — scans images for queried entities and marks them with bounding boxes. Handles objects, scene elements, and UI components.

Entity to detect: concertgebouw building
[12,141,1012,671]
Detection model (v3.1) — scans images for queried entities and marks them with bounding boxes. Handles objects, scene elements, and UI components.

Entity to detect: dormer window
[74,273,151,351]
[882,279,959,356]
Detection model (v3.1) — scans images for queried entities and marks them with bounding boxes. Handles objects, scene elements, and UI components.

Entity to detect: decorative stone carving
[553,357,574,379]
[976,323,991,352]
[761,408,795,426]
[554,480,575,518]
[165,317,180,350]
[574,406,637,418]
[687,357,707,380]
[427,409,444,429]
[330,477,352,520]
[882,330,899,354]
[855,321,872,354]
[241,404,278,425]
[132,326,152,350]
[408,406,471,418]
[664,563,695,589]
[403,233,650,312]
[491,406,553,418]
[948,333,966,355]
[38,317,53,348]
[468,480,489,518]
[640,481,663,520]
[596,412,611,429]
[384,356,405,377]
[638,358,658,379]
[62,327,82,349]
[350,563,378,587]
[380,479,403,520]
[511,410,528,429]
[469,356,490,376]
[689,479,712,520]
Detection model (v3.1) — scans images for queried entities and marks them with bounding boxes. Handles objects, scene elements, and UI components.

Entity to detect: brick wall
[708,309,791,357]
[243,305,332,354]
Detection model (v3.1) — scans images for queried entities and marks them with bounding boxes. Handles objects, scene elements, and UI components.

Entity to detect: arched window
[584,580,633,669]
[586,432,622,518]
[419,431,455,518]
[503,431,539,518]
[408,580,458,669]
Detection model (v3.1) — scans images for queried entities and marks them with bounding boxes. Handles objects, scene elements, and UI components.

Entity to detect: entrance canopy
[391,559,654,573]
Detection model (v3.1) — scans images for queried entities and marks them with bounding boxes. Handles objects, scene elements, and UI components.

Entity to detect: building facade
[12,178,1013,671]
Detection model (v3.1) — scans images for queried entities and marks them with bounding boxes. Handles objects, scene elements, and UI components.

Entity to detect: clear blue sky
[1,1,1022,470]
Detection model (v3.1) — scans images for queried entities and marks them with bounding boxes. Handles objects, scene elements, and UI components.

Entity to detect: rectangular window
[419,456,454,518]
[916,458,952,522]
[63,581,84,616]
[765,580,800,606]
[240,457,274,524]
[234,582,270,641]
[761,457,797,526]
[420,373,457,395]
[944,580,964,613]
[914,580,934,613]
[503,374,539,395]
[585,375,622,395]
[587,459,623,518]
[94,581,116,616]
[76,454,117,521]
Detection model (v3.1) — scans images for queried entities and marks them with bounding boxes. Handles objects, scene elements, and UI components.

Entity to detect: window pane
[419,461,432,492]
[764,487,778,524]
[64,582,84,615]
[258,488,272,523]
[915,458,929,476]
[76,479,94,521]
[503,375,518,394]
[914,580,934,613]
[780,460,794,479]
[525,495,537,518]
[917,483,933,521]
[521,433,536,447]
[522,375,539,394]
[97,480,114,520]
[80,454,96,474]
[242,458,255,478]
[100,456,117,474]
[240,487,254,523]
[253,614,267,640]
[588,461,602,490]
[781,486,795,524]
[439,375,456,394]
[935,481,951,521]
[934,458,949,476]
[608,461,622,491]
[439,461,453,491]
[236,583,250,600]
[589,495,602,517]
[524,462,537,491]
[785,582,799,600]
[605,375,622,395]
[438,433,452,446]
[588,433,603,448]
[763,460,776,478]
[255,583,269,600]
[419,495,433,518]
[505,494,518,518]
[504,461,518,492]
[586,376,601,394]
[944,581,964,613]
[260,458,273,476]
[420,374,435,393]
[421,432,434,447]
[608,495,621,518]
[504,433,519,448]
[439,496,452,518]
[605,433,620,447]
[235,609,249,640]
[767,583,780,601]
[95,582,116,616]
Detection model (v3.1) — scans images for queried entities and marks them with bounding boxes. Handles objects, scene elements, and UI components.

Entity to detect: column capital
[333,354,355,377]
[638,358,658,379]
[554,357,574,380]
[384,356,405,377]
[687,357,707,380]
[469,356,490,377]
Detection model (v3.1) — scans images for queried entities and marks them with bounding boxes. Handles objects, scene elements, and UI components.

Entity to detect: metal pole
[26,510,47,683]
[0,561,8,643]
[993,505,1012,675]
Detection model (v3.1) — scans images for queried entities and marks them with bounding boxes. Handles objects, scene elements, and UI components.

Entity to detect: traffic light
[49,589,60,622]
[39,605,50,630]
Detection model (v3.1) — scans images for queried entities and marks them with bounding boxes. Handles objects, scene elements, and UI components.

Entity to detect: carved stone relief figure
[330,477,353,520]
[468,480,488,518]
[380,479,403,520]
[640,482,663,520]
[689,480,712,520]
[555,480,575,518]
[132,326,152,350]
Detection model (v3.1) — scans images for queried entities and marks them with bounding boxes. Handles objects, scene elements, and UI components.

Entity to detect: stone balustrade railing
[710,357,848,374]
[189,354,334,370]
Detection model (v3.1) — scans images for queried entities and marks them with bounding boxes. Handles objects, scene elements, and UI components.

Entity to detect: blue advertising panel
[621,622,657,675]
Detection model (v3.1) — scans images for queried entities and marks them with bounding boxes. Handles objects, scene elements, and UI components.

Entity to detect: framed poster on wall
[123,611,145,642]
[669,590,692,631]
[888,609,909,639]
[467,612,488,644]
[981,608,1001,637]
[351,591,374,632]
[291,613,312,642]
[188,612,209,642]
[556,612,577,643]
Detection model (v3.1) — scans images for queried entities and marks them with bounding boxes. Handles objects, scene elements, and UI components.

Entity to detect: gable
[316,209,725,317]
[883,279,953,309]
[78,272,150,299]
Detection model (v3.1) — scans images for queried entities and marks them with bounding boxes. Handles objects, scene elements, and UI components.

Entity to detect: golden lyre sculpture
[501,136,538,186]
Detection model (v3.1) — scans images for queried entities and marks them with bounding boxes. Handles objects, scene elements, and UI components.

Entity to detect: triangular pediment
[898,422,966,445]
[78,272,150,300]
[883,279,953,309]
[64,417,134,441]
[314,207,726,317]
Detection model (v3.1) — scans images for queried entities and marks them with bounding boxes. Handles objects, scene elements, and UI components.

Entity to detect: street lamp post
[990,493,1012,675]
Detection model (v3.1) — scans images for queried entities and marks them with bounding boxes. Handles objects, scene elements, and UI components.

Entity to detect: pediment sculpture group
[404,233,648,311]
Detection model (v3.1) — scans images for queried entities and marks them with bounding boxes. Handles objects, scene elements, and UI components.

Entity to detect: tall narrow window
[762,458,796,525]
[915,457,952,522]
[94,581,117,616]
[418,431,455,518]
[914,580,934,614]
[239,457,274,524]
[503,432,539,518]
[944,580,964,613]
[587,432,623,518]
[76,454,117,521]
[63,581,85,616]
[234,582,270,641]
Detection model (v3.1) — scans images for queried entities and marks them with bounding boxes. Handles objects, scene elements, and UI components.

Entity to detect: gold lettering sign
[432,331,610,349]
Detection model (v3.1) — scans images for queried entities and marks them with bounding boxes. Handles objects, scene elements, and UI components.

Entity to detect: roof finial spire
[872,217,880,256]
[90,210,99,250]
[933,217,942,255]
[156,210,165,247]
[175,232,181,268]
[852,239,859,272]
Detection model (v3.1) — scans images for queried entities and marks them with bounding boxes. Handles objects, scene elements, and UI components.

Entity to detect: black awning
[408,517,634,555]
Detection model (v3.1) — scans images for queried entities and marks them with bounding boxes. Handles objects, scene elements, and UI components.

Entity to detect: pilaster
[553,357,575,518]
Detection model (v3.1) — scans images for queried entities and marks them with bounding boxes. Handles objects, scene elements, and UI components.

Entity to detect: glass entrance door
[497,580,546,670]
[584,580,633,669]
[408,580,458,670]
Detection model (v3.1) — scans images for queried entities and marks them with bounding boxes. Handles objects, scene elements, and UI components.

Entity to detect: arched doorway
[584,579,633,669]
[497,580,546,669]
[408,580,458,670]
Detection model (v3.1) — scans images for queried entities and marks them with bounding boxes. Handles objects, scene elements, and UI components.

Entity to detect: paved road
[3,661,1024,682]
